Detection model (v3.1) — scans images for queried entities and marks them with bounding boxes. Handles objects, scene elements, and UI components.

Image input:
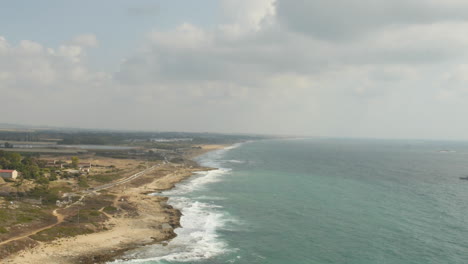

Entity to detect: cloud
[0,35,106,88]
[275,0,468,41]
[3,0,468,139]
[0,34,111,127]
[110,0,468,137]
[70,34,98,47]
[221,0,276,31]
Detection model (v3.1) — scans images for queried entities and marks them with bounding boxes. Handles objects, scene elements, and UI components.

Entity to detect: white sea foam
[196,195,226,201]
[196,142,246,166]
[163,168,231,196]
[223,142,244,150]
[225,159,245,164]
[111,144,240,263]
[112,196,231,263]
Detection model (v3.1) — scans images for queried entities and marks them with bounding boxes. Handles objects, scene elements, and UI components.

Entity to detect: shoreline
[3,144,229,264]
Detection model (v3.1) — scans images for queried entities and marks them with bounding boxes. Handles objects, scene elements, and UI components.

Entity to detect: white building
[78,163,92,173]
[0,170,18,179]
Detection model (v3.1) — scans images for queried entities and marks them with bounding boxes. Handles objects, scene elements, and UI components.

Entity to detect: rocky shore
[3,148,222,264]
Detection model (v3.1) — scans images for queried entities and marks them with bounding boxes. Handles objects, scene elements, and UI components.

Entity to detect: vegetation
[71,156,79,168]
[91,173,121,183]
[0,131,42,142]
[0,127,270,260]
[103,205,118,214]
[59,132,125,145]
[0,129,271,149]
[27,185,60,205]
[30,226,93,242]
[49,170,58,181]
[0,202,54,227]
[77,175,89,188]
[0,151,45,180]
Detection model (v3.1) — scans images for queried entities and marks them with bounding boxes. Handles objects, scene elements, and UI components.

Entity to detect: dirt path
[0,209,64,246]
[0,165,157,248]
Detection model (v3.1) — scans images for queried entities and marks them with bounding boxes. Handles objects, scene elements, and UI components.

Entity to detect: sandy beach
[3,145,225,264]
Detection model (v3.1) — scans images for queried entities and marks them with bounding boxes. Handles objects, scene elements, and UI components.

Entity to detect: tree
[36,176,49,185]
[49,170,58,181]
[71,156,79,168]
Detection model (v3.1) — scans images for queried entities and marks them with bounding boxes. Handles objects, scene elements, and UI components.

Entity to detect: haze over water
[117,139,468,264]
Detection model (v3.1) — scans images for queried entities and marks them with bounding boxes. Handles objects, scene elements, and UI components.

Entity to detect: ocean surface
[114,139,468,264]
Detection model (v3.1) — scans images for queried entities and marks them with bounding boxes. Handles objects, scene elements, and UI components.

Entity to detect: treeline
[191,134,267,144]
[0,131,41,142]
[0,130,68,142]
[0,130,272,146]
[0,151,50,182]
[0,151,61,204]
[59,133,124,145]
[58,132,269,145]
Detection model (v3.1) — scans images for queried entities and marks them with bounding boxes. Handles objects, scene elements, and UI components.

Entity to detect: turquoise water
[115,139,468,264]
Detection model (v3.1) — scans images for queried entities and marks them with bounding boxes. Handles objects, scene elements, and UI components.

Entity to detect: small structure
[0,170,18,179]
[45,160,57,168]
[78,163,92,168]
[64,169,81,175]
[44,160,67,168]
[78,163,92,173]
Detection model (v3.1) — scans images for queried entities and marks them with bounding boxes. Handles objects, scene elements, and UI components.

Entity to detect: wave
[196,142,248,166]
[114,197,231,263]
[112,144,240,263]
[162,168,231,196]
[196,195,226,201]
[223,142,245,150]
[225,159,245,164]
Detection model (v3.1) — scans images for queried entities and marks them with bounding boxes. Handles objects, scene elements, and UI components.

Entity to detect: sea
[113,138,468,264]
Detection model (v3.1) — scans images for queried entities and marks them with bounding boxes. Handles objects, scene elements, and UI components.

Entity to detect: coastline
[3,144,229,264]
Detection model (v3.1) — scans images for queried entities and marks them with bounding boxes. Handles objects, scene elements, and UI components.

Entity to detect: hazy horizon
[2,1,468,140]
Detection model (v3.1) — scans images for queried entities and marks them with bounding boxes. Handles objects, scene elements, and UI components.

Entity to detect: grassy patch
[78,176,89,188]
[16,214,34,223]
[0,204,53,228]
[30,225,93,242]
[49,182,73,193]
[0,226,7,233]
[65,209,106,226]
[82,195,115,210]
[103,206,118,214]
[91,173,122,183]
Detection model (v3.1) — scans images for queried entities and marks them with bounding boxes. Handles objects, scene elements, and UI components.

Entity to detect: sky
[2,0,468,139]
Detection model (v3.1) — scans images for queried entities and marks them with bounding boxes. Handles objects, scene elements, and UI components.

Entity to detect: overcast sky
[2,0,468,139]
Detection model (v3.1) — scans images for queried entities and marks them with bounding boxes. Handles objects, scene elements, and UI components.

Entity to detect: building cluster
[0,160,93,181]
[44,160,92,173]
[44,160,66,168]
[77,163,92,173]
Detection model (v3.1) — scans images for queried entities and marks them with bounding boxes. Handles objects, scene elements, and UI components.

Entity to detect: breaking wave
[111,145,239,263]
